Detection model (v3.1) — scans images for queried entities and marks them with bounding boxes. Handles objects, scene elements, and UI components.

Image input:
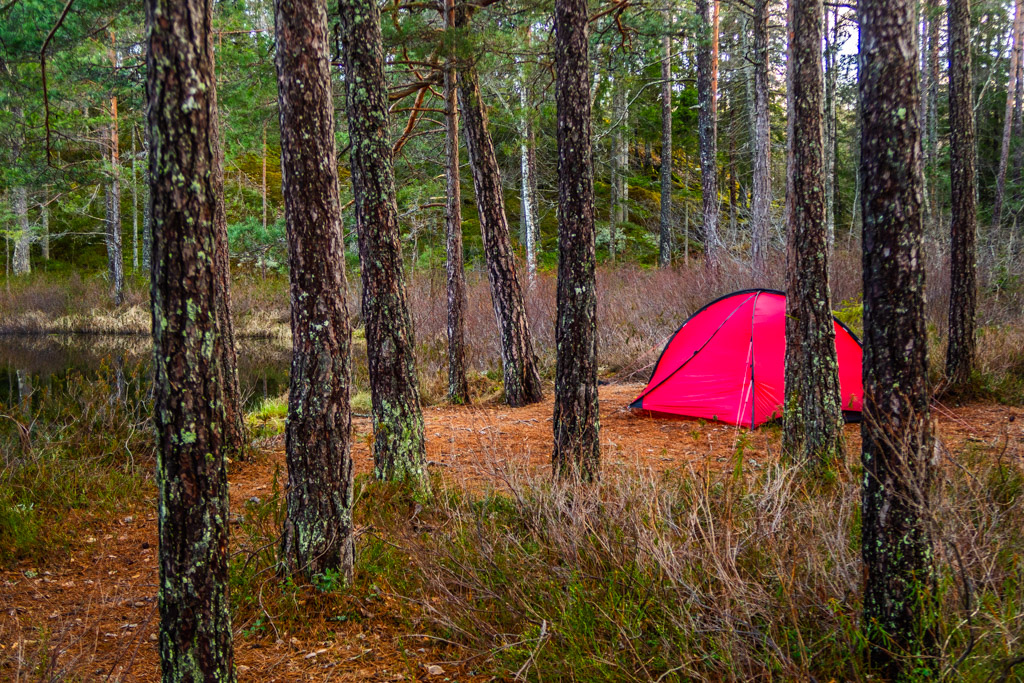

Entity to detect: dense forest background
[1,0,1020,288]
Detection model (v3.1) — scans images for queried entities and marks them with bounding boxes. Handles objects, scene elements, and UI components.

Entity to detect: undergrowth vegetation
[3,250,1024,678]
[226,432,1024,681]
[0,365,152,563]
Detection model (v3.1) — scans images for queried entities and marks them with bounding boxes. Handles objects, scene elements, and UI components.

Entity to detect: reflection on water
[0,334,292,417]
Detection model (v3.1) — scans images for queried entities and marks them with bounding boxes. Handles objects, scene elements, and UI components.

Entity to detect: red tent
[630,289,863,427]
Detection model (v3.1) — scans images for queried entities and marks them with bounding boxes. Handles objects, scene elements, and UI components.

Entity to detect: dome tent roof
[630,289,863,428]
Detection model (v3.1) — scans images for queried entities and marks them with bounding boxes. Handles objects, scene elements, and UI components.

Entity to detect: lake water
[0,334,292,417]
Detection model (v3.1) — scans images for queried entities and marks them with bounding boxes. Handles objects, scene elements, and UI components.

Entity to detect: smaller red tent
[630,289,863,427]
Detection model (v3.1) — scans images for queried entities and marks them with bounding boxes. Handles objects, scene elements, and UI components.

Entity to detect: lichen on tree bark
[552,0,600,481]
[275,0,356,579]
[455,7,543,408]
[339,0,427,484]
[145,0,237,676]
[782,0,843,464]
[858,0,938,673]
[945,0,978,388]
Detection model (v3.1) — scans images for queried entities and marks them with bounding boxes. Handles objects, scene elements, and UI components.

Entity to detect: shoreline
[0,327,283,339]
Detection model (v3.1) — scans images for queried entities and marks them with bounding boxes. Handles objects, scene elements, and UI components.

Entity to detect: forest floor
[1,384,1019,682]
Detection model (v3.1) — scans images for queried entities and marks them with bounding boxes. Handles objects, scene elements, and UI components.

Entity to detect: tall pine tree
[275,0,356,577]
[146,0,236,676]
[782,0,843,463]
[339,0,427,483]
[859,0,938,673]
[552,0,600,481]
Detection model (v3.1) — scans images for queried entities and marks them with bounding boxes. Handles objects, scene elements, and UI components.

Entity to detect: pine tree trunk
[946,0,978,387]
[455,11,543,407]
[553,0,599,482]
[610,76,621,259]
[782,0,843,463]
[274,0,356,579]
[145,0,236,675]
[696,0,720,269]
[920,12,932,230]
[1013,32,1024,181]
[339,0,427,483]
[750,0,771,274]
[728,137,737,238]
[444,0,470,405]
[132,127,139,271]
[824,5,838,254]
[994,0,1023,230]
[617,86,629,226]
[611,73,629,253]
[659,32,673,267]
[143,126,152,271]
[927,0,940,227]
[859,0,937,671]
[262,123,268,241]
[209,63,247,459]
[107,30,124,305]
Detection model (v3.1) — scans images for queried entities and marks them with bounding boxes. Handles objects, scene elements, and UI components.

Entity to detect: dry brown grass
[365,428,1024,681]
[5,245,1024,402]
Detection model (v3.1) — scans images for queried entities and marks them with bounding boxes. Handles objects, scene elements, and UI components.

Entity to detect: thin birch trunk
[659,29,673,266]
[994,0,1023,231]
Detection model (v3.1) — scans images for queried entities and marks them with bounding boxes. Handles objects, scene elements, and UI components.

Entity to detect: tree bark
[106,30,124,305]
[927,0,940,228]
[262,122,268,240]
[728,135,737,239]
[610,75,621,258]
[782,0,843,463]
[1013,24,1024,182]
[920,11,932,229]
[750,0,771,274]
[132,127,139,271]
[145,0,236,675]
[617,84,629,228]
[143,125,152,271]
[209,58,247,460]
[455,10,543,407]
[659,31,673,267]
[696,0,721,269]
[40,196,49,262]
[11,104,29,276]
[518,40,537,278]
[994,0,1023,231]
[946,0,978,387]
[859,0,937,672]
[553,0,599,482]
[444,0,469,405]
[339,0,427,483]
[611,75,629,238]
[12,185,30,276]
[824,5,838,254]
[274,0,355,579]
